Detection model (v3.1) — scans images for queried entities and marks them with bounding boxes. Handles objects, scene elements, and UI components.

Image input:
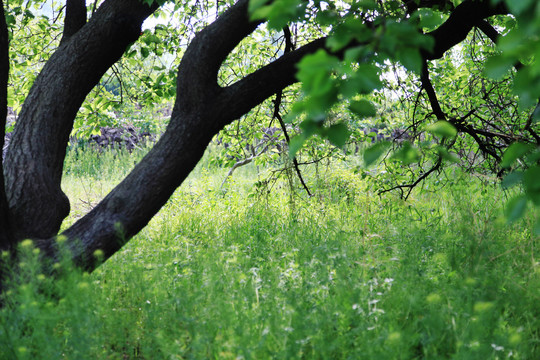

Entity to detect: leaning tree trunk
[54,0,329,270]
[52,0,510,270]
[0,0,512,285]
[3,0,158,242]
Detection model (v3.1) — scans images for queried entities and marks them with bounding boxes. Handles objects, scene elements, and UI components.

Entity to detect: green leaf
[500,142,535,168]
[344,46,372,63]
[5,14,16,26]
[140,47,150,58]
[534,219,540,236]
[505,0,535,15]
[289,134,306,158]
[533,105,540,123]
[299,118,322,137]
[349,99,376,119]
[501,171,523,189]
[397,47,423,74]
[355,0,377,10]
[427,121,457,139]
[363,141,391,167]
[328,18,373,52]
[505,195,528,223]
[325,123,350,148]
[513,67,540,110]
[326,26,353,52]
[296,49,340,94]
[249,0,307,29]
[436,146,459,163]
[484,55,515,80]
[523,166,540,206]
[416,9,446,30]
[248,0,267,13]
[341,64,382,96]
[391,142,421,165]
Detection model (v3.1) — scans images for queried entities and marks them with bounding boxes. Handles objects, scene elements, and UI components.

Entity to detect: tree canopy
[0,0,539,293]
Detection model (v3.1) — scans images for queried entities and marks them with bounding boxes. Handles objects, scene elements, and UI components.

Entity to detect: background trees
[0,0,538,292]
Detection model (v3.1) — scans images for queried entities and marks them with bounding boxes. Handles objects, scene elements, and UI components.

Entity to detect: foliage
[5,1,62,118]
[244,0,540,229]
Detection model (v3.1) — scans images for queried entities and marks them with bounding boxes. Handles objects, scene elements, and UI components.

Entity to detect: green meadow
[1,147,538,359]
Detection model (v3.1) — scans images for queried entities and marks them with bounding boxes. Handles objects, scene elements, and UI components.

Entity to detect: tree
[0,0,538,295]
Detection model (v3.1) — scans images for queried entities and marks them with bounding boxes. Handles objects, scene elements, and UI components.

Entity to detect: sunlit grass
[1,147,539,359]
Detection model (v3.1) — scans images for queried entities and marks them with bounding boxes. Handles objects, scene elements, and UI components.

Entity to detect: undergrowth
[0,148,538,359]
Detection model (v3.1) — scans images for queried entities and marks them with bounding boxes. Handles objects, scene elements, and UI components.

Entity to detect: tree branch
[218,37,327,121]
[421,60,502,163]
[44,0,327,270]
[475,20,539,144]
[60,0,87,44]
[379,157,442,200]
[176,0,263,110]
[420,61,446,120]
[424,0,508,60]
[34,0,514,271]
[273,26,312,197]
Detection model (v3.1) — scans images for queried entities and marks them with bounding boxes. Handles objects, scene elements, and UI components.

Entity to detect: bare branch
[273,26,311,197]
[379,157,442,200]
[420,61,446,120]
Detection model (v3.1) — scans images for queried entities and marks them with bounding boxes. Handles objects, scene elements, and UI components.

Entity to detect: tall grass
[1,148,538,359]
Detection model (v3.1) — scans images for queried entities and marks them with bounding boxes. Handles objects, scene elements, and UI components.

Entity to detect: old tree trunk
[0,0,520,295]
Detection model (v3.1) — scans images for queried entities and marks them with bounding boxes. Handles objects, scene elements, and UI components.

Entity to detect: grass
[1,147,539,359]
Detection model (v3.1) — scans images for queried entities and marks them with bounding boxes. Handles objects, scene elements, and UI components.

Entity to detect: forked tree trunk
[4,0,158,241]
[52,1,329,269]
[0,0,511,288]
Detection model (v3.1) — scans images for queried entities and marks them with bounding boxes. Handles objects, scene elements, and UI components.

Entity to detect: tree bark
[0,0,12,297]
[61,0,87,44]
[0,0,11,249]
[4,0,158,241]
[48,0,330,270]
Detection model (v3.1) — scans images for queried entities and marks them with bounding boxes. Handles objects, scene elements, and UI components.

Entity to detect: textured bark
[0,0,11,249]
[0,0,11,297]
[47,0,329,269]
[61,0,87,44]
[4,0,158,241]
